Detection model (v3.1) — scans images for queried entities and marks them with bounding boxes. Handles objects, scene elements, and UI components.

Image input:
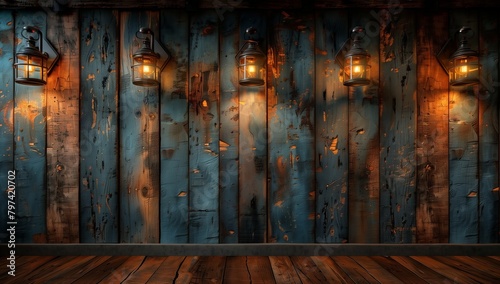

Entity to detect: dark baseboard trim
[2,244,499,256]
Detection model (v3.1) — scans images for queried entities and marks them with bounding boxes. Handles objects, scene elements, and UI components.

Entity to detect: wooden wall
[0,7,498,244]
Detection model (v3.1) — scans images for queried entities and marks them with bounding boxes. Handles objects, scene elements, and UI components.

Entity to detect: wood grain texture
[14,10,47,243]
[315,9,349,243]
[46,10,79,243]
[219,11,239,244]
[268,11,315,243]
[0,10,14,243]
[478,11,499,243]
[2,0,500,9]
[239,10,267,243]
[159,9,189,243]
[188,10,220,243]
[80,9,119,243]
[379,9,417,243]
[120,11,160,243]
[347,10,381,243]
[415,11,450,243]
[448,10,479,243]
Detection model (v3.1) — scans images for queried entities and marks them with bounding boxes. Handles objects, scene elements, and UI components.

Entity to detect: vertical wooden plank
[415,11,449,243]
[46,11,80,243]
[379,10,417,243]
[0,10,14,243]
[188,10,219,243]
[14,10,47,243]
[478,11,499,243]
[159,9,189,243]
[219,11,239,243]
[347,10,380,243]
[239,11,267,243]
[448,10,479,243]
[268,11,315,243]
[120,11,160,243]
[80,10,119,242]
[315,10,349,243]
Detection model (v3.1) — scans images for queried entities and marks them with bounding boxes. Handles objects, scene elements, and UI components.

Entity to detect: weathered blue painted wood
[219,11,239,243]
[46,11,80,243]
[315,10,349,243]
[0,10,14,243]
[188,10,219,243]
[415,11,450,243]
[14,11,47,242]
[159,10,190,243]
[448,10,479,243]
[268,12,315,243]
[120,11,160,243]
[379,10,417,243]
[239,11,267,243]
[478,11,499,243]
[348,10,380,243]
[80,10,119,243]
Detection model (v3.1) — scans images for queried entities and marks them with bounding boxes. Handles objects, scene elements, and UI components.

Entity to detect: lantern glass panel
[239,55,265,85]
[449,55,479,86]
[15,53,47,84]
[344,55,370,86]
[132,56,159,86]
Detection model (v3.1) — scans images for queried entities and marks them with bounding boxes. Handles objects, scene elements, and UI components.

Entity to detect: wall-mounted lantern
[236,27,266,87]
[335,26,371,87]
[14,26,59,86]
[132,27,169,87]
[437,26,480,87]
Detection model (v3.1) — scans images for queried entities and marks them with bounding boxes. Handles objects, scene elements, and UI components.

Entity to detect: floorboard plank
[223,256,251,284]
[0,256,57,283]
[290,256,329,284]
[450,256,500,279]
[189,256,226,283]
[39,255,100,282]
[98,256,146,283]
[351,256,404,283]
[330,256,378,283]
[411,256,482,283]
[175,256,200,283]
[27,256,79,283]
[147,256,186,283]
[72,256,130,283]
[122,256,166,283]
[390,256,454,283]
[370,256,429,284]
[247,256,276,284]
[310,256,355,283]
[269,256,302,284]
[51,256,113,282]
[433,256,500,283]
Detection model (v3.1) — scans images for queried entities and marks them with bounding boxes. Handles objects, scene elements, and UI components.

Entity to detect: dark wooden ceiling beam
[1,0,499,9]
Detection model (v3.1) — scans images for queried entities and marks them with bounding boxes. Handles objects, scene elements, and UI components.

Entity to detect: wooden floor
[1,255,500,283]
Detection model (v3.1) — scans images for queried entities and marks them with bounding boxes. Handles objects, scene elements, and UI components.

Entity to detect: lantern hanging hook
[350,26,366,42]
[244,27,258,41]
[136,27,155,52]
[21,26,43,52]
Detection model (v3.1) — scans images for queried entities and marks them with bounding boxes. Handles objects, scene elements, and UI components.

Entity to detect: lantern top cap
[450,26,478,59]
[345,26,370,58]
[133,27,159,59]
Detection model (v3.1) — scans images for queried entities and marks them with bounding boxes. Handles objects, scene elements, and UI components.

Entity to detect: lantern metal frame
[335,26,371,87]
[14,26,59,86]
[437,26,480,87]
[236,27,266,87]
[131,27,170,87]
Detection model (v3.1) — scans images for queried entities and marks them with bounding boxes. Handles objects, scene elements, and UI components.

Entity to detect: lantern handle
[458,26,474,40]
[136,27,155,52]
[244,27,258,41]
[350,26,366,41]
[22,26,43,52]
